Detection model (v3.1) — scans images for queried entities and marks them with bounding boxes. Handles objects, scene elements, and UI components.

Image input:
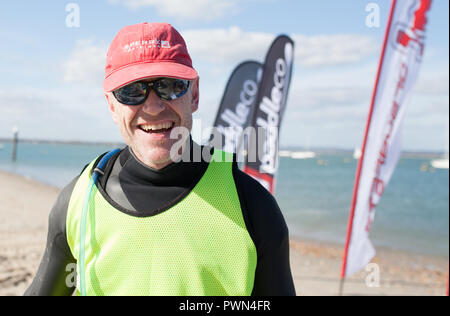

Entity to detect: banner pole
[338,278,345,296]
[339,0,398,288]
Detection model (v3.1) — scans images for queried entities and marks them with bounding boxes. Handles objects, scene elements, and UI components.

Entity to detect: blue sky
[0,0,448,152]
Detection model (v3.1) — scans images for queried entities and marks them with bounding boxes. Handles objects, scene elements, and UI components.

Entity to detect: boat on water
[431,126,449,169]
[290,151,316,159]
[279,150,292,157]
[431,156,449,169]
[353,148,362,159]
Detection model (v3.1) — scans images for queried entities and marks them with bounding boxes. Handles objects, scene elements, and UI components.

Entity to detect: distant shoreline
[0,138,125,147]
[0,138,446,158]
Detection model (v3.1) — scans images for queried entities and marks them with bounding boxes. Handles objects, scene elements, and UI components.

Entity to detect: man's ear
[191,77,199,113]
[105,92,118,124]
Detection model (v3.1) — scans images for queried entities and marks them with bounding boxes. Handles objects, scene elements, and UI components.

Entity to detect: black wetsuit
[24,142,296,296]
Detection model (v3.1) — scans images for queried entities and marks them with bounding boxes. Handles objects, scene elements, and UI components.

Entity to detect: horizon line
[0,137,447,156]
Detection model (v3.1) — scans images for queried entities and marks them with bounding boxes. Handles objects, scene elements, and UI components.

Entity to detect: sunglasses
[113,78,190,106]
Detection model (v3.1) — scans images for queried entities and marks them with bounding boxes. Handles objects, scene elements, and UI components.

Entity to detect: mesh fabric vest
[66,149,257,296]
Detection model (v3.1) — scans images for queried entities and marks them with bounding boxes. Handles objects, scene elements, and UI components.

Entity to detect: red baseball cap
[103,22,198,92]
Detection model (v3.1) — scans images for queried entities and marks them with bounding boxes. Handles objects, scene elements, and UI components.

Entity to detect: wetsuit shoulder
[24,176,78,296]
[233,162,296,296]
[24,150,122,295]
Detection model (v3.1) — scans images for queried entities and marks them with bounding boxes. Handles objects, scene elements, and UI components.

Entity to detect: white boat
[431,156,449,169]
[279,150,292,157]
[431,125,449,169]
[353,148,362,159]
[430,125,449,169]
[290,151,316,159]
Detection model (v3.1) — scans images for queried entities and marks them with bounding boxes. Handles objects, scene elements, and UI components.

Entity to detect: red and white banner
[342,0,432,277]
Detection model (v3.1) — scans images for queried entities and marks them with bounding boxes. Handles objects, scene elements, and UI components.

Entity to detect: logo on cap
[124,40,172,53]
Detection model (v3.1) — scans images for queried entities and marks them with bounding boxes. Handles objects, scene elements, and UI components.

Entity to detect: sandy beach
[0,170,448,296]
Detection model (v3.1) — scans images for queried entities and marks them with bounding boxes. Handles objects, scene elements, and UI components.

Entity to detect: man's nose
[140,90,165,116]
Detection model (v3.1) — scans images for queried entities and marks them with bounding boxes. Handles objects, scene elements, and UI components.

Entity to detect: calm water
[0,142,448,257]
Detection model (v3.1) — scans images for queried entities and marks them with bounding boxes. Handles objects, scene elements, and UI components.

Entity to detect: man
[25,22,295,296]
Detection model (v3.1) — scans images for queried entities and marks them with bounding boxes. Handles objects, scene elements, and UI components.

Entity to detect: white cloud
[183,27,273,65]
[0,88,118,142]
[184,27,377,68]
[284,62,378,115]
[414,70,449,95]
[61,28,378,90]
[108,0,238,21]
[291,86,371,109]
[292,34,378,67]
[0,90,82,140]
[62,39,108,85]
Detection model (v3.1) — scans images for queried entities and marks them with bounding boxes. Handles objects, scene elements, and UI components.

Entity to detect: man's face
[106,77,199,169]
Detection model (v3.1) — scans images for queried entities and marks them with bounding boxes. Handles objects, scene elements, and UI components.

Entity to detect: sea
[0,142,448,258]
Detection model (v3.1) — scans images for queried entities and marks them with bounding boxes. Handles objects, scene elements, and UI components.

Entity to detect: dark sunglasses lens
[113,82,148,105]
[154,79,190,100]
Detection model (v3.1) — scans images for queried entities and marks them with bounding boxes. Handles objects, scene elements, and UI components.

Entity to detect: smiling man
[24,23,295,296]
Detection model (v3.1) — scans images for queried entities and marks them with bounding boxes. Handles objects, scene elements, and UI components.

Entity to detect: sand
[0,170,448,296]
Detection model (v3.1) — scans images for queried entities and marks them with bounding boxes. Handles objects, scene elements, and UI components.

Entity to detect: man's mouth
[137,121,176,134]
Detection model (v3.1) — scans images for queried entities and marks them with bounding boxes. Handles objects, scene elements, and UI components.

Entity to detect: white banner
[344,0,432,277]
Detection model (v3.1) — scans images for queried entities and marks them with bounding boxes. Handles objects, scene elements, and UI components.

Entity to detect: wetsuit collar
[119,138,209,187]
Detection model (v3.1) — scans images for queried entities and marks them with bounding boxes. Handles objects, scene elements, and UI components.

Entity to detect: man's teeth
[140,122,174,132]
